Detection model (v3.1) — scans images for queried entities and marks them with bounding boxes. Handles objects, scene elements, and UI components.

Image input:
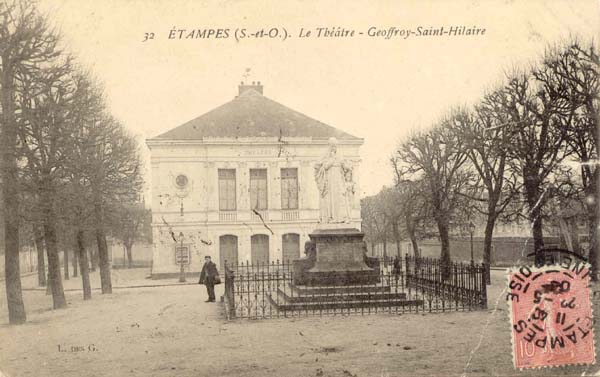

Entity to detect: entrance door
[219,235,238,270]
[251,234,269,265]
[282,233,300,263]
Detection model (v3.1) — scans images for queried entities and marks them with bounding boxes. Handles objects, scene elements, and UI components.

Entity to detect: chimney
[238,81,263,95]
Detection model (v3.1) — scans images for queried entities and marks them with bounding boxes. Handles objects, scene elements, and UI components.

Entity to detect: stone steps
[267,283,423,312]
[290,283,394,296]
[276,287,408,303]
[267,291,423,311]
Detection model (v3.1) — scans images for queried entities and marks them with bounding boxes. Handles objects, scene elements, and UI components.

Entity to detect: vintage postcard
[0,0,598,376]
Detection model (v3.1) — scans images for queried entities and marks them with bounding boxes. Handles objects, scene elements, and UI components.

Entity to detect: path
[0,269,598,376]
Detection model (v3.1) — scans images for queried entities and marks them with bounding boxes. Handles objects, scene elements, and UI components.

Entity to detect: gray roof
[151,89,360,140]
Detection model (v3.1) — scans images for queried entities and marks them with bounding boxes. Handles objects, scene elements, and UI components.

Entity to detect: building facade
[146,83,363,276]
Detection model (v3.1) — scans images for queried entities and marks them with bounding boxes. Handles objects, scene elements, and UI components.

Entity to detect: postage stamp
[507,261,595,369]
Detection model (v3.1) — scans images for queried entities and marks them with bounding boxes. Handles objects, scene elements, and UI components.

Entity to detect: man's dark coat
[199,260,218,285]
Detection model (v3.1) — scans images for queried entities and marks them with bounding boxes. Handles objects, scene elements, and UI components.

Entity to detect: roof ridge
[236,88,262,97]
[150,90,361,141]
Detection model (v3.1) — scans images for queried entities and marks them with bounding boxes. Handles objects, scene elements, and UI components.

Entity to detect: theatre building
[146,82,363,277]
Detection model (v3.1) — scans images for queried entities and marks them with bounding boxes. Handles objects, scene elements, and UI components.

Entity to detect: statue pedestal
[294,228,379,286]
[273,228,421,313]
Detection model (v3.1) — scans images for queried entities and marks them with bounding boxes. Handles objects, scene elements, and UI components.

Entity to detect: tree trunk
[579,165,599,280]
[34,226,46,287]
[94,197,112,293]
[46,271,51,295]
[76,230,91,300]
[63,249,69,280]
[44,220,67,309]
[483,215,496,269]
[586,105,600,281]
[406,218,420,259]
[96,227,112,294]
[523,174,545,265]
[3,223,25,323]
[587,179,599,281]
[1,61,26,324]
[587,212,598,277]
[382,228,388,259]
[410,234,420,259]
[126,243,133,268]
[438,220,451,280]
[530,213,545,265]
[72,246,78,277]
[392,221,401,257]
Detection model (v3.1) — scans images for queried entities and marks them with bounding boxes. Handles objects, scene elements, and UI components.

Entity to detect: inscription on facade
[242,149,277,156]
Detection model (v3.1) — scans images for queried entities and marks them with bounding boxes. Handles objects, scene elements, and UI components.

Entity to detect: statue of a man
[314,137,354,224]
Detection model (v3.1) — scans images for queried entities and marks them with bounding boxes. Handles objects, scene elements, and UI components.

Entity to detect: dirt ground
[0,269,599,377]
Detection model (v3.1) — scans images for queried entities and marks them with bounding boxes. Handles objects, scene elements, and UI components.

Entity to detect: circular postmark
[507,262,595,369]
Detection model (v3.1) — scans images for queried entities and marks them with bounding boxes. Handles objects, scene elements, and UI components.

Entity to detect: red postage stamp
[507,262,595,369]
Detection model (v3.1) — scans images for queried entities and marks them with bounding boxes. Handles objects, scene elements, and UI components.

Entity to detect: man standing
[198,256,219,302]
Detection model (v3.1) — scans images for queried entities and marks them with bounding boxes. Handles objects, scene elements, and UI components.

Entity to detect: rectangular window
[281,168,298,210]
[218,169,236,211]
[249,169,268,210]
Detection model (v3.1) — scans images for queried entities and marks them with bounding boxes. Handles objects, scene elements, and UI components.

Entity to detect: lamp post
[178,232,186,283]
[468,221,475,267]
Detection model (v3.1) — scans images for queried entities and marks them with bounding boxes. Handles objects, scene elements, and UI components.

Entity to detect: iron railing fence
[223,255,487,320]
[378,255,490,284]
[404,255,487,310]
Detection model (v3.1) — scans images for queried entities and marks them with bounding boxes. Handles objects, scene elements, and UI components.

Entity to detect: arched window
[219,235,238,270]
[282,233,300,262]
[251,234,269,265]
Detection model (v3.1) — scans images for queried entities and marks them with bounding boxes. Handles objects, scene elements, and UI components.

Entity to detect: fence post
[224,261,236,319]
[480,263,487,309]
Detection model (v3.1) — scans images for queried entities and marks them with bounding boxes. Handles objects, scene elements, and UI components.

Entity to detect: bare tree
[497,69,571,265]
[390,177,433,259]
[64,72,108,299]
[81,116,142,294]
[535,40,599,277]
[64,179,93,300]
[361,195,387,255]
[378,187,404,257]
[453,98,519,270]
[393,116,471,278]
[110,202,151,268]
[17,61,77,309]
[0,0,60,323]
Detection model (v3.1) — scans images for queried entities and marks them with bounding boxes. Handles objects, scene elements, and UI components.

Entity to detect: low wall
[110,243,153,268]
[0,242,154,278]
[371,237,562,267]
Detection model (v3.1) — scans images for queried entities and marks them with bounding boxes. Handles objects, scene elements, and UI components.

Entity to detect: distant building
[146,82,363,277]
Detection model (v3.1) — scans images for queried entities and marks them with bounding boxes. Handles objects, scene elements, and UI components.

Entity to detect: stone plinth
[297,228,379,285]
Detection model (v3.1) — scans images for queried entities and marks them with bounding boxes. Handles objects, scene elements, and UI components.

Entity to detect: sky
[36,0,600,198]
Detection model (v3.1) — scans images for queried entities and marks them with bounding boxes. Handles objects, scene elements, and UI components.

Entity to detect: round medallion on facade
[175,174,189,189]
